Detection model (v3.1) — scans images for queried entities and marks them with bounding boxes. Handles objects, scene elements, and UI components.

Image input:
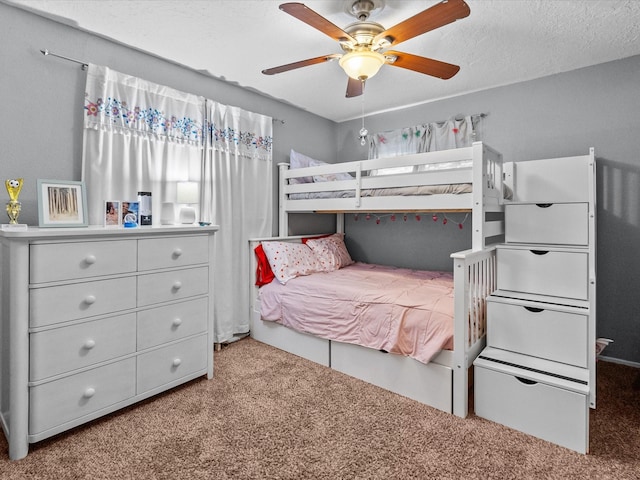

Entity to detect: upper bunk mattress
[259,262,454,364]
[288,183,472,200]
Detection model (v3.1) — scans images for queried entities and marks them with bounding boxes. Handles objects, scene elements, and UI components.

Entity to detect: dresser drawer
[137,334,208,394]
[137,298,208,350]
[137,235,209,271]
[29,358,136,435]
[30,240,137,283]
[487,298,588,367]
[497,246,588,300]
[505,203,588,245]
[30,276,137,328]
[137,267,209,307]
[30,313,136,381]
[474,361,588,453]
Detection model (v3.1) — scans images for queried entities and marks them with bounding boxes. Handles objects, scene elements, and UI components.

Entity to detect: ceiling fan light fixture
[339,50,385,80]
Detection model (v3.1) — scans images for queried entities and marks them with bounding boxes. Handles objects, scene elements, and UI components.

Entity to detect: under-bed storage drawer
[29,358,136,435]
[505,203,588,245]
[496,245,588,300]
[487,297,588,367]
[474,354,588,453]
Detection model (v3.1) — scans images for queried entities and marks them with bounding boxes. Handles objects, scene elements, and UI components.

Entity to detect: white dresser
[0,225,218,460]
[474,150,596,453]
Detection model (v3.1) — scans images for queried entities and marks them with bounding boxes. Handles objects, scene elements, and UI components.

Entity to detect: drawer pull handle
[172,358,182,367]
[83,387,96,398]
[84,254,97,265]
[84,339,96,349]
[173,248,183,258]
[535,203,553,208]
[173,281,183,290]
[515,377,538,386]
[84,295,97,305]
[172,318,183,327]
[524,306,544,313]
[530,250,549,255]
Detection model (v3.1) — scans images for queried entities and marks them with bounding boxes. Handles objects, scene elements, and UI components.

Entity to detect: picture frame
[37,179,88,227]
[104,200,121,227]
[121,201,139,228]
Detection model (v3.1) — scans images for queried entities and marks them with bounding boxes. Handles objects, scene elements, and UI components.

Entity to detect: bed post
[471,142,485,251]
[278,162,289,237]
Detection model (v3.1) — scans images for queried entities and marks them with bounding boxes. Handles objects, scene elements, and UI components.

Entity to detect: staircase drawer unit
[505,203,588,245]
[474,353,588,454]
[487,296,588,367]
[496,245,588,300]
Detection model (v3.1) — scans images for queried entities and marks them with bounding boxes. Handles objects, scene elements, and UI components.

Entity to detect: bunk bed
[249,142,505,417]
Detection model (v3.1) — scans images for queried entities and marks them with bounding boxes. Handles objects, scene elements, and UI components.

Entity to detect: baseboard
[599,355,640,368]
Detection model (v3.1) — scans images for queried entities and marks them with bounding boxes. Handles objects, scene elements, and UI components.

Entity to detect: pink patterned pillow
[261,241,324,284]
[305,233,354,272]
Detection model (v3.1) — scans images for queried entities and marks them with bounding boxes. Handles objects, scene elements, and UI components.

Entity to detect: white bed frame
[250,142,504,417]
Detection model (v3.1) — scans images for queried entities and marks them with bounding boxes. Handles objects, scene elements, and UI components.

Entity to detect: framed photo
[121,201,139,227]
[37,179,88,227]
[105,201,121,227]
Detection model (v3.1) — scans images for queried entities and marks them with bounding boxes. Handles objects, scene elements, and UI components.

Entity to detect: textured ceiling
[7,0,640,122]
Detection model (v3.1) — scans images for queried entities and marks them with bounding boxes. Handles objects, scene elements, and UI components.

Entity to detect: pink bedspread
[259,262,454,364]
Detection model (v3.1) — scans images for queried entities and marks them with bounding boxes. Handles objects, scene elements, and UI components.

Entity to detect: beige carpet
[1,337,639,479]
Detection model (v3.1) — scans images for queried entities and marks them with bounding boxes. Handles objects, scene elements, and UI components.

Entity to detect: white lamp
[339,50,386,80]
[176,182,198,224]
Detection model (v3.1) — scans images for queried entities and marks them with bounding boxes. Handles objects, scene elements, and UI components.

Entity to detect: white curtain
[201,101,273,343]
[82,64,205,225]
[82,65,273,344]
[369,116,476,166]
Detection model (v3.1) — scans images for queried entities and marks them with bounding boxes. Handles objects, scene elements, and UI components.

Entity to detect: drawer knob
[172,358,182,367]
[172,318,183,327]
[84,339,96,349]
[172,281,183,290]
[173,248,183,258]
[83,387,96,398]
[84,295,97,305]
[84,254,97,265]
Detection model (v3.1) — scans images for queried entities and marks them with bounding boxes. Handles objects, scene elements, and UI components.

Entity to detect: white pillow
[289,149,353,184]
[261,241,324,284]
[305,233,354,272]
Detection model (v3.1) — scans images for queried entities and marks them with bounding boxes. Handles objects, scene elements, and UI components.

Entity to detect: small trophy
[3,178,27,230]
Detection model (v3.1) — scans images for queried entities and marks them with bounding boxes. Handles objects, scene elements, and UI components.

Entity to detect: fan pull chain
[359,87,368,146]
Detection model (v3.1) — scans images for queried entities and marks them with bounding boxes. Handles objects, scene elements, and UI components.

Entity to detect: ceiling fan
[262,0,470,98]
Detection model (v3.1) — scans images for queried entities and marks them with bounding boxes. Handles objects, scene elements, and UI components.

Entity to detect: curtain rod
[41,49,88,70]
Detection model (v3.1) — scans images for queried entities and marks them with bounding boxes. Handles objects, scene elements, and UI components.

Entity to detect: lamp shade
[176,182,199,204]
[339,50,386,80]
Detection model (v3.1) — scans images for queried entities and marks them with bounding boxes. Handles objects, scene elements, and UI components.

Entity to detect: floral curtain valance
[84,64,205,145]
[206,100,273,161]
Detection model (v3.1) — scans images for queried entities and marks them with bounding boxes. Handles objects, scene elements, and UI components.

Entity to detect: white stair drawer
[137,235,209,271]
[30,313,136,381]
[29,358,136,435]
[497,247,588,300]
[474,363,588,453]
[137,298,208,350]
[137,267,209,307]
[505,203,588,245]
[30,276,137,328]
[137,335,208,393]
[487,299,588,367]
[30,240,137,283]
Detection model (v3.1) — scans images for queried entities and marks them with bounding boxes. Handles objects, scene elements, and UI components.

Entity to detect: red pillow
[254,244,276,287]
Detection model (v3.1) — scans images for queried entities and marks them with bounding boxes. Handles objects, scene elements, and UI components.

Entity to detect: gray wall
[334,55,640,364]
[0,2,336,230]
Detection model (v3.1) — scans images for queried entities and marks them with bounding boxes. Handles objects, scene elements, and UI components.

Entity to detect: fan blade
[346,77,364,98]
[280,3,356,43]
[385,51,460,79]
[374,0,470,47]
[262,54,341,75]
